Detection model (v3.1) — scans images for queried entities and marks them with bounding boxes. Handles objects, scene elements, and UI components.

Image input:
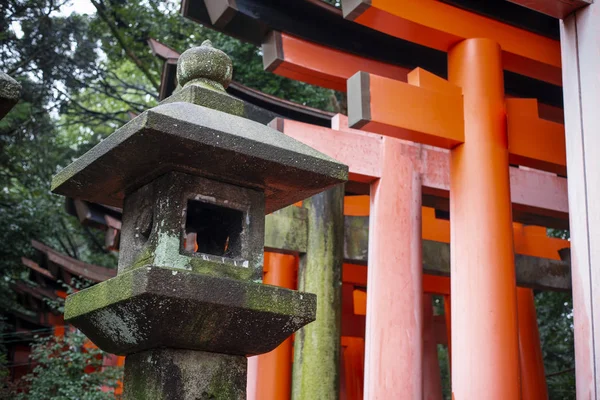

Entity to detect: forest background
[0,0,575,398]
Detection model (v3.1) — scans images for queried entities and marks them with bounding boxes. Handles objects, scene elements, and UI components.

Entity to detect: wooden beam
[346,280,448,346]
[348,71,464,148]
[506,0,591,19]
[31,240,116,283]
[423,274,451,296]
[342,0,562,86]
[507,98,566,175]
[423,230,570,291]
[21,257,54,280]
[13,281,58,301]
[264,210,571,291]
[344,264,452,297]
[147,38,180,61]
[263,31,409,92]
[261,30,562,109]
[277,116,569,228]
[270,117,382,183]
[349,71,567,175]
[260,32,564,124]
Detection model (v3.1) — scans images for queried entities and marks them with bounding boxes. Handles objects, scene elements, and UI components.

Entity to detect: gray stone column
[124,349,246,399]
[292,184,344,400]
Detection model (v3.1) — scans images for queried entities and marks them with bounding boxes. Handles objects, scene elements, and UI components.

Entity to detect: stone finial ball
[176,40,233,89]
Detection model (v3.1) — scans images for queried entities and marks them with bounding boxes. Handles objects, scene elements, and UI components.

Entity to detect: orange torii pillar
[517,288,548,400]
[448,39,520,399]
[247,252,297,400]
[364,137,423,399]
[423,294,443,400]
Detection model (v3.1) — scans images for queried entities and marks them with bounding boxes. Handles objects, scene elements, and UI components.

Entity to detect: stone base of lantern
[123,348,247,400]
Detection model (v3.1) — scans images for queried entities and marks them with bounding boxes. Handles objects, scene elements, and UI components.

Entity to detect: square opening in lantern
[184,199,244,259]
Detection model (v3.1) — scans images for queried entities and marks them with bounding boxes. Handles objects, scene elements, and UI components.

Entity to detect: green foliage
[1,0,120,316]
[437,344,451,399]
[14,331,122,399]
[536,291,575,399]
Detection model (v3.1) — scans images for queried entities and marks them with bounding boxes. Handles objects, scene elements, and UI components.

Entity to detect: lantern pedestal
[123,348,247,400]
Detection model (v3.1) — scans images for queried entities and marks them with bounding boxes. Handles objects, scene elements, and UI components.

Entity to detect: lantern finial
[176,39,233,92]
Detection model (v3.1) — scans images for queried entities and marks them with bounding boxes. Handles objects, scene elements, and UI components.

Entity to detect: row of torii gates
[155,0,596,398]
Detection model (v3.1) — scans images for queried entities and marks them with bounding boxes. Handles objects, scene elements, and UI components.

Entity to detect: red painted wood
[423,294,443,400]
[448,39,520,399]
[364,137,422,399]
[247,253,297,400]
[277,116,569,224]
[517,288,548,400]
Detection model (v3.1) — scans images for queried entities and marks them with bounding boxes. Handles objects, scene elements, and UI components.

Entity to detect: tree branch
[83,226,109,254]
[546,367,575,378]
[59,218,79,260]
[90,0,160,90]
[56,238,74,259]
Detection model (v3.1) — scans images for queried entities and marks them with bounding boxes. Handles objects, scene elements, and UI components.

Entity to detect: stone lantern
[52,41,348,399]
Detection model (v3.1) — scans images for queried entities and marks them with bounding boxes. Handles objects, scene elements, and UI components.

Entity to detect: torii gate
[177,0,600,396]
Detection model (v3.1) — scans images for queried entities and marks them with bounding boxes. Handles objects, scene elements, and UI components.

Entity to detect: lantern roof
[51,41,347,213]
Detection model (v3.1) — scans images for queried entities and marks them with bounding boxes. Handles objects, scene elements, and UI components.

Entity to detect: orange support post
[517,288,548,400]
[341,282,366,338]
[364,137,422,399]
[341,337,365,400]
[247,252,297,400]
[448,39,520,399]
[423,294,443,400]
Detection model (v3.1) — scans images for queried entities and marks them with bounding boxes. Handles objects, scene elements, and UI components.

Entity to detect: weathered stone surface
[343,215,368,265]
[177,40,232,91]
[161,84,244,117]
[265,213,572,291]
[51,101,347,213]
[0,71,21,119]
[265,205,308,254]
[124,349,246,400]
[65,266,316,356]
[118,172,265,281]
[292,185,344,400]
